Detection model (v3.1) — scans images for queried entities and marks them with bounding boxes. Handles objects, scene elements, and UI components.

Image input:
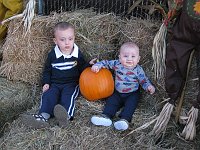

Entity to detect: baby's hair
[120,42,139,52]
[53,22,74,35]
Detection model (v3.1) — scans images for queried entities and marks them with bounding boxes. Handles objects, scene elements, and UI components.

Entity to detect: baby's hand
[89,58,98,65]
[91,65,100,73]
[43,84,50,92]
[147,85,155,95]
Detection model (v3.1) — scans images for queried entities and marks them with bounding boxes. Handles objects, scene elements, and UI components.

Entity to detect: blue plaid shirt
[94,60,153,93]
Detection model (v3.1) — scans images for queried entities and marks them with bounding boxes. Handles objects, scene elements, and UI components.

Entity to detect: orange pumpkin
[79,67,114,101]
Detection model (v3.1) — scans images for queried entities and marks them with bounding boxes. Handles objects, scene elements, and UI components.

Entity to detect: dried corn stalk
[181,106,198,140]
[151,102,174,139]
[127,116,157,135]
[152,23,167,80]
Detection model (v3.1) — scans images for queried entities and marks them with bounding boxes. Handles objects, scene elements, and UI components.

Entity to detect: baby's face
[54,28,75,55]
[119,47,140,69]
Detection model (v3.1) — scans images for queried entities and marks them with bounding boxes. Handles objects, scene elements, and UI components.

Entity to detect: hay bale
[0,10,161,86]
[0,16,55,84]
[60,11,120,61]
[0,77,33,137]
[119,18,159,65]
[0,10,121,84]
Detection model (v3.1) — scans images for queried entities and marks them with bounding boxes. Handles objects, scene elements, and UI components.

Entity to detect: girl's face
[53,28,75,55]
[119,47,140,69]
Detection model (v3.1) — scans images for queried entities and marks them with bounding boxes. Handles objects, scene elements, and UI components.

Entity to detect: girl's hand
[91,65,100,73]
[43,84,50,92]
[147,85,155,95]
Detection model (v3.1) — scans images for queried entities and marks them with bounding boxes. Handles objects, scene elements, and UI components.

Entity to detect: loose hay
[0,10,159,85]
[0,97,163,150]
[1,95,200,150]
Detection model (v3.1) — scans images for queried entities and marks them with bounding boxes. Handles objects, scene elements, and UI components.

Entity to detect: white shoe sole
[91,116,112,126]
[114,120,129,131]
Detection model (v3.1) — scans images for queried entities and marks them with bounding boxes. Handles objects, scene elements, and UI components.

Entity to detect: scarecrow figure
[0,0,23,40]
[151,0,200,140]
[0,0,35,40]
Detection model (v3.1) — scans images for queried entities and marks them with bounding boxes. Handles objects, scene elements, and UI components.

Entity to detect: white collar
[54,43,79,59]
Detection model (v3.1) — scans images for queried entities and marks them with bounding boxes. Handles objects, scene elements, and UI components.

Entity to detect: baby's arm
[89,58,98,65]
[136,66,155,94]
[147,85,155,95]
[91,60,117,73]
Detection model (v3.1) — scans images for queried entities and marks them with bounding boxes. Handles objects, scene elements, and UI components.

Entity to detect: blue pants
[39,83,79,118]
[103,90,140,122]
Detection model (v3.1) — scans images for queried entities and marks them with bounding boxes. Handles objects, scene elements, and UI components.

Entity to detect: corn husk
[151,102,174,139]
[152,23,167,81]
[181,106,198,140]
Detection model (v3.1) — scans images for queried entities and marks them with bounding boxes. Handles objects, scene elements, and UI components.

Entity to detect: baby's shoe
[91,114,112,126]
[114,119,129,131]
[21,114,50,129]
[54,104,69,128]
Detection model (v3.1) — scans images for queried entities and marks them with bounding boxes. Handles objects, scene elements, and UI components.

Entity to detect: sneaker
[54,104,68,128]
[91,115,112,126]
[114,119,129,131]
[21,114,50,129]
